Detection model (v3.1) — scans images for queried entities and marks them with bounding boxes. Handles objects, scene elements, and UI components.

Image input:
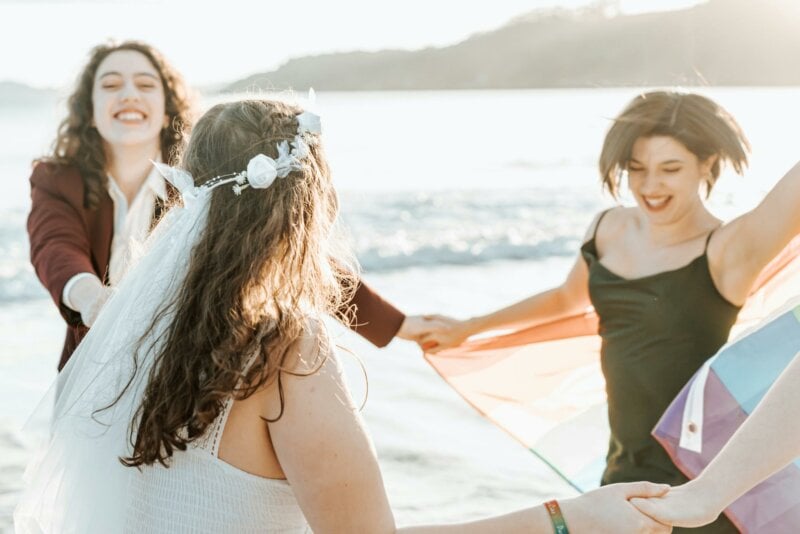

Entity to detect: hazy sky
[1,0,703,89]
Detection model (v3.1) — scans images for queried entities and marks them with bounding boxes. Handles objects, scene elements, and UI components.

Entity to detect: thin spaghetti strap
[704,225,722,253]
[592,208,615,241]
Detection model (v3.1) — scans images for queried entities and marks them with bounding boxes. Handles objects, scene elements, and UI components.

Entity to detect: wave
[0,209,49,303]
[0,190,604,303]
[357,235,578,272]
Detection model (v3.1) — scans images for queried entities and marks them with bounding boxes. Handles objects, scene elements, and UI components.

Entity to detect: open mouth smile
[642,195,671,212]
[114,110,147,123]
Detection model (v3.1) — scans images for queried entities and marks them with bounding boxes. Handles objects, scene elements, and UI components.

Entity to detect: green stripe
[793,305,800,323]
[545,500,571,534]
[528,447,585,494]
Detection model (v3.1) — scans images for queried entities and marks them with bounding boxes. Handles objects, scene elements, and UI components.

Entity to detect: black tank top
[581,209,742,534]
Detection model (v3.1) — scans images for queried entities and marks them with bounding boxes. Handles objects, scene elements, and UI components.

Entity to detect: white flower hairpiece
[244,154,278,189]
[297,111,322,136]
[152,111,322,200]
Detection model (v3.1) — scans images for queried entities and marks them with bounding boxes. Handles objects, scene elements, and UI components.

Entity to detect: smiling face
[627,135,715,225]
[92,50,167,154]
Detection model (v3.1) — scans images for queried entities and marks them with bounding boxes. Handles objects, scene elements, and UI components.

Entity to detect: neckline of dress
[582,238,707,283]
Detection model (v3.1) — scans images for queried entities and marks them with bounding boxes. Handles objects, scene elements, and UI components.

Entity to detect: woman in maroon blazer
[28,41,419,371]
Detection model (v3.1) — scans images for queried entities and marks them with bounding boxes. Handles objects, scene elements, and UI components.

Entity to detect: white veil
[14,166,210,534]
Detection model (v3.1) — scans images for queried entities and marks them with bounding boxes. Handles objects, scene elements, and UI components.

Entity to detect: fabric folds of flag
[424,236,800,496]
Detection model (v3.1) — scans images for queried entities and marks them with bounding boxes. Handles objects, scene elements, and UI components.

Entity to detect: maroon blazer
[27,163,405,371]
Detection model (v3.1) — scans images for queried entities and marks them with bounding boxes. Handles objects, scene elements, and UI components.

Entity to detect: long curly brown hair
[121,99,356,467]
[43,41,195,209]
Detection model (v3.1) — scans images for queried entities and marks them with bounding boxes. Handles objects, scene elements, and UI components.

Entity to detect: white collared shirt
[62,166,167,310]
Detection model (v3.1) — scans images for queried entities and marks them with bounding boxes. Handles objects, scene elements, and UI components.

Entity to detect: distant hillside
[0,81,57,106]
[225,0,800,91]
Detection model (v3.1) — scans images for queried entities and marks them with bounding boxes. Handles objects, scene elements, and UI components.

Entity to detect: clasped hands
[395,314,471,352]
[555,480,722,533]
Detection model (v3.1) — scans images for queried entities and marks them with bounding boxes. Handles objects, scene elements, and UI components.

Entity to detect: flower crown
[153,111,322,200]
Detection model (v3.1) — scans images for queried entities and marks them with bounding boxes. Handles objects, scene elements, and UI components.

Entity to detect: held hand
[560,482,672,534]
[68,275,113,327]
[416,315,473,354]
[396,314,459,346]
[631,480,724,529]
[80,285,114,327]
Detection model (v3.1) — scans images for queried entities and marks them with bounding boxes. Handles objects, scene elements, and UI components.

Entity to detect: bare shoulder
[258,317,343,419]
[286,317,334,373]
[583,206,633,244]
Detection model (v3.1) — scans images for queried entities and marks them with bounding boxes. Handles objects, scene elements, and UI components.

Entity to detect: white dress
[124,396,311,533]
[15,171,315,534]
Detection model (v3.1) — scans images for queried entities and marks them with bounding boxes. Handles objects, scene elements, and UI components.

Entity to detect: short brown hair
[599,91,750,198]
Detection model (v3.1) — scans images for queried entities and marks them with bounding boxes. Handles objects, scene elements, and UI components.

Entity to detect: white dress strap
[193,350,261,457]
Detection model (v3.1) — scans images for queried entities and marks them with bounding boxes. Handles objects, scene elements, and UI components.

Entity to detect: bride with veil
[15,98,670,534]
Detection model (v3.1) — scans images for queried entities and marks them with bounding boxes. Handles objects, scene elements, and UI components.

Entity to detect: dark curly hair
[120,100,357,468]
[42,40,195,209]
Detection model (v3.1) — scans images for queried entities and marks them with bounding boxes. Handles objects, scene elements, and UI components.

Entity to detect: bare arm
[632,351,800,528]
[714,161,800,304]
[420,212,603,353]
[265,322,669,533]
[467,251,591,334]
[264,326,395,532]
[404,483,671,534]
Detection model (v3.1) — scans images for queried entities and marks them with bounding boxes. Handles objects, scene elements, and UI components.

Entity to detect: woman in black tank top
[582,211,740,488]
[423,91,800,533]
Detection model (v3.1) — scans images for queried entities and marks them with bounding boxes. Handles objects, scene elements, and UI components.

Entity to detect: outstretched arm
[342,280,406,347]
[404,483,670,534]
[714,160,800,304]
[419,210,607,353]
[27,163,102,326]
[423,255,590,353]
[632,351,800,528]
[340,280,454,348]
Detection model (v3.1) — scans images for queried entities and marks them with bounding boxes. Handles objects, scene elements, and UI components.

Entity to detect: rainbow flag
[424,237,800,494]
[654,302,800,532]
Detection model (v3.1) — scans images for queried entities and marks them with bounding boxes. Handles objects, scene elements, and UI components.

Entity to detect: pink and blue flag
[654,298,800,532]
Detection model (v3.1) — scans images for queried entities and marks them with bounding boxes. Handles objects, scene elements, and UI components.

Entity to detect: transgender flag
[653,299,800,533]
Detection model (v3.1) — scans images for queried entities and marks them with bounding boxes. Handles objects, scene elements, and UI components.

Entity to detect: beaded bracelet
[544,499,570,534]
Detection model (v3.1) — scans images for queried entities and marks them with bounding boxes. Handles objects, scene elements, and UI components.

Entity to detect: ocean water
[1,88,798,531]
